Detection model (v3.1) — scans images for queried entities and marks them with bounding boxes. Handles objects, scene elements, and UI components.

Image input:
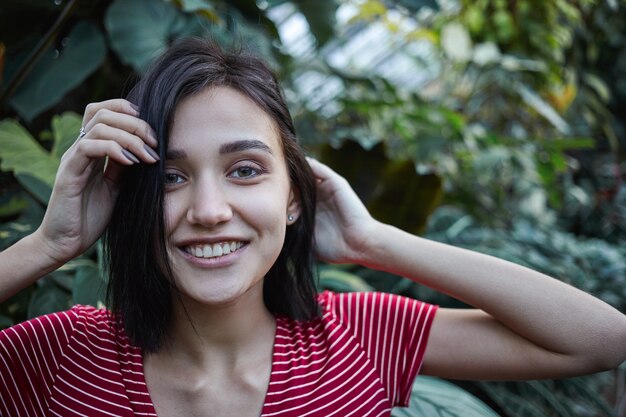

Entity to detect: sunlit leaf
[51,112,82,158]
[440,22,472,63]
[0,196,28,218]
[9,22,106,121]
[583,73,611,103]
[318,267,373,293]
[0,119,58,187]
[515,83,570,133]
[353,0,387,22]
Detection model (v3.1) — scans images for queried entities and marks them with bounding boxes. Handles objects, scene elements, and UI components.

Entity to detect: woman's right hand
[34,99,160,265]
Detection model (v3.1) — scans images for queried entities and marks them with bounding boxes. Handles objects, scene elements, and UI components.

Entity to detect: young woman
[1,38,625,417]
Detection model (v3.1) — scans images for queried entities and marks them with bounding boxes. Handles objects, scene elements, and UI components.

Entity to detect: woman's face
[163,86,300,309]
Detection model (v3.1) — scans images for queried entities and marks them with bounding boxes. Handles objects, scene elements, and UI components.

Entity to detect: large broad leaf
[72,263,106,307]
[14,173,53,205]
[106,0,204,72]
[0,194,45,248]
[293,0,338,48]
[0,119,58,187]
[318,267,374,293]
[27,279,71,319]
[392,376,501,417]
[51,112,82,158]
[320,141,443,235]
[0,113,80,204]
[8,22,106,121]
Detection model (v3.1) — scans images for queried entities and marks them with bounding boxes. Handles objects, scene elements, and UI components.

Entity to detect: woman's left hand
[307,158,378,265]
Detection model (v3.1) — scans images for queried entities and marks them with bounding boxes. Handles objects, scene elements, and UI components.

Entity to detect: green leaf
[171,0,220,21]
[8,22,106,121]
[394,0,439,13]
[549,137,595,150]
[393,376,501,417]
[27,279,71,319]
[319,267,373,293]
[320,141,442,235]
[106,0,204,72]
[0,196,28,218]
[72,264,106,307]
[293,0,338,47]
[51,112,82,159]
[0,287,32,328]
[0,195,45,248]
[15,173,53,205]
[0,314,13,329]
[0,119,58,187]
[515,83,569,133]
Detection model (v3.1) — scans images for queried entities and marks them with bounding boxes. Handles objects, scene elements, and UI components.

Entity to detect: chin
[178,281,263,310]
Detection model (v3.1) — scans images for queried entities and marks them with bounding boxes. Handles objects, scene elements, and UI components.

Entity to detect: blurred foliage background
[1,0,625,416]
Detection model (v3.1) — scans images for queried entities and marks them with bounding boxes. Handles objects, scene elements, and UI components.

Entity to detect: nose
[186,179,233,227]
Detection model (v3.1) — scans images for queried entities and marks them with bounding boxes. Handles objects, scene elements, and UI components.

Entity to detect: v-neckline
[137,318,283,417]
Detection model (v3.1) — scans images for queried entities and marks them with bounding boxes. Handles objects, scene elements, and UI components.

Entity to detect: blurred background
[1,0,625,416]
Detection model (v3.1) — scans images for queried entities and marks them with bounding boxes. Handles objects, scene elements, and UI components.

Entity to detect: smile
[184,241,245,259]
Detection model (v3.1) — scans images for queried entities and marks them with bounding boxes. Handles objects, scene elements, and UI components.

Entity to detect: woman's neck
[160,286,276,368]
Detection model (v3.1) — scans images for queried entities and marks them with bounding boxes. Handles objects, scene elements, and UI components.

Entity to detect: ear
[286,186,302,224]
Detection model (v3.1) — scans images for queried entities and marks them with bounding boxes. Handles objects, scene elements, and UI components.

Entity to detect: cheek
[163,194,186,233]
[236,185,290,232]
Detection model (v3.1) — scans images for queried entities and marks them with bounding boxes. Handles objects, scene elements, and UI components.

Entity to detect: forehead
[169,86,282,151]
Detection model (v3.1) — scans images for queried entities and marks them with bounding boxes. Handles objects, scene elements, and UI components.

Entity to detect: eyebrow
[219,139,273,155]
[165,139,273,160]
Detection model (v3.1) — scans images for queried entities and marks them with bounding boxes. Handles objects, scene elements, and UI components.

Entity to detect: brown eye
[234,167,255,177]
[230,164,262,179]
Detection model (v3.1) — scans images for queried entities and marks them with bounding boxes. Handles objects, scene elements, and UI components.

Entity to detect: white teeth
[187,241,243,259]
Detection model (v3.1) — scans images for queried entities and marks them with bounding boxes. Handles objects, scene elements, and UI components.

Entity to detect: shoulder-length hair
[104,37,318,353]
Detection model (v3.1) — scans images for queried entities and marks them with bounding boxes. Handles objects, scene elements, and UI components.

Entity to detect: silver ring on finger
[79,126,87,139]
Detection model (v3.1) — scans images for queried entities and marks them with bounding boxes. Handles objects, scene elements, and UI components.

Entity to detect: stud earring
[287,214,294,222]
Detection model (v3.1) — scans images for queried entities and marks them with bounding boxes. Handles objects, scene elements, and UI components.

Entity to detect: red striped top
[0,291,437,417]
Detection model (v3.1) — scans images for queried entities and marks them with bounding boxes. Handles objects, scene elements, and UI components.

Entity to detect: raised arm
[309,157,626,380]
[0,99,159,303]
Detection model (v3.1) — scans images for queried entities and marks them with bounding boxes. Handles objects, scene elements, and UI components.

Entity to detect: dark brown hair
[104,38,318,352]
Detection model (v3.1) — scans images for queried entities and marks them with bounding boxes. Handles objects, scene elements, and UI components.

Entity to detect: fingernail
[144,144,160,161]
[122,149,140,164]
[130,103,140,112]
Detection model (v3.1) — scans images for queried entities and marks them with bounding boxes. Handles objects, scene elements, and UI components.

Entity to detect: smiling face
[164,86,300,310]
